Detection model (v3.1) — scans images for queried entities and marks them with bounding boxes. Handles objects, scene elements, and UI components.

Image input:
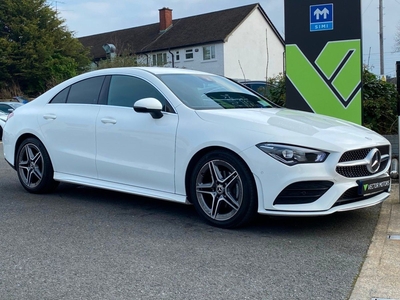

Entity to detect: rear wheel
[16,138,59,193]
[189,150,257,228]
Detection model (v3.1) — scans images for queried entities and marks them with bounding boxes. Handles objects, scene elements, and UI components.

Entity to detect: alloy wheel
[18,143,44,189]
[195,159,243,221]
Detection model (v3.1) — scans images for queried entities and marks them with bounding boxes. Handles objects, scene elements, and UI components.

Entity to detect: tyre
[189,150,257,228]
[16,138,59,193]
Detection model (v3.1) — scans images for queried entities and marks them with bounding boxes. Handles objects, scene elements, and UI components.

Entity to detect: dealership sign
[284,0,362,124]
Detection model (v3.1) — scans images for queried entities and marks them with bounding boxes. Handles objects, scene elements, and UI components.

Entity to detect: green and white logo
[286,40,361,124]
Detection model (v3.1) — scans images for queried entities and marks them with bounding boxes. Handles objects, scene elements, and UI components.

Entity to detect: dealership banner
[284,0,362,124]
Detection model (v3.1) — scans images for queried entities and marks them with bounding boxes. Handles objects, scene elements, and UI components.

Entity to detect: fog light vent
[274,181,333,205]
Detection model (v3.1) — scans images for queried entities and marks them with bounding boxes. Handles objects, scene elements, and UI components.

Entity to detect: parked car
[13,96,29,104]
[0,102,23,114]
[2,67,391,228]
[239,80,273,97]
[0,112,7,140]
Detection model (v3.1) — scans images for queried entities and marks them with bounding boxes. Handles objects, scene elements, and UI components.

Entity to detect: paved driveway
[0,142,380,300]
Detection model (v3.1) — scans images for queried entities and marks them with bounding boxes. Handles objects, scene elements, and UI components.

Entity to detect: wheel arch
[14,134,59,193]
[14,134,49,167]
[184,146,257,204]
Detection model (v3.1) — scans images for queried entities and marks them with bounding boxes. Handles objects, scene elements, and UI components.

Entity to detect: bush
[362,68,398,134]
[0,82,24,99]
[96,55,140,70]
[267,74,286,107]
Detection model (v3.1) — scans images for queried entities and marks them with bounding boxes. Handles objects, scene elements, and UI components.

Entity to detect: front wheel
[16,138,59,193]
[189,150,257,228]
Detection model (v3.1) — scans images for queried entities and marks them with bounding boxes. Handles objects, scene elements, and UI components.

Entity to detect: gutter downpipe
[169,49,174,68]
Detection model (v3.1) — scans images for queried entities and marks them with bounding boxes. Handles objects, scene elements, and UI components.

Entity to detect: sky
[51,0,400,77]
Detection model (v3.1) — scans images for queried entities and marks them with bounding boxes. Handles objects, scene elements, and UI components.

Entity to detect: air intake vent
[274,181,334,205]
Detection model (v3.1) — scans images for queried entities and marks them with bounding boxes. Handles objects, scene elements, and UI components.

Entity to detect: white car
[0,112,8,140]
[2,67,391,228]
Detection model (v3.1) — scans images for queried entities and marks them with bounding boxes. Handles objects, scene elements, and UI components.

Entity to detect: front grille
[336,145,390,178]
[339,148,371,162]
[336,165,373,178]
[274,181,334,205]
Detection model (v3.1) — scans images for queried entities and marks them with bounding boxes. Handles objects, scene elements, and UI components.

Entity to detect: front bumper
[241,145,391,216]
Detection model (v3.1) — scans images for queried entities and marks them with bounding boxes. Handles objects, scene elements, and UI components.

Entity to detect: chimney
[159,7,173,32]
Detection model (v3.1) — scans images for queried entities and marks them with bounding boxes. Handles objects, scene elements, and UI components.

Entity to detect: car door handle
[43,114,56,120]
[101,118,117,124]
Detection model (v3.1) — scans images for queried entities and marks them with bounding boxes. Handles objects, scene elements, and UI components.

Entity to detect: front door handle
[101,118,117,124]
[43,114,56,120]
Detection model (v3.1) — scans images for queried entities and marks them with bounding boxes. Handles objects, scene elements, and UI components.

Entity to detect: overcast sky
[52,0,400,77]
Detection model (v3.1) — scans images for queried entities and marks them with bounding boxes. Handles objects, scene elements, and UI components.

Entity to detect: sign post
[397,62,400,193]
[284,0,362,124]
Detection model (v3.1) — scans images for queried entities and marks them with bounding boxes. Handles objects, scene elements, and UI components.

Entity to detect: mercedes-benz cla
[2,67,391,228]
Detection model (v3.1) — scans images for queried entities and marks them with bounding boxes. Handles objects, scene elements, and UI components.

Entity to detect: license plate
[357,176,391,196]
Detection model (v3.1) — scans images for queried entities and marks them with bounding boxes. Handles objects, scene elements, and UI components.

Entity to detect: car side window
[107,75,173,112]
[0,104,10,113]
[66,76,105,104]
[50,87,70,103]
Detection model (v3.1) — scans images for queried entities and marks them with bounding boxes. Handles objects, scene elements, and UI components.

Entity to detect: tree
[266,74,286,107]
[362,67,398,134]
[0,0,90,96]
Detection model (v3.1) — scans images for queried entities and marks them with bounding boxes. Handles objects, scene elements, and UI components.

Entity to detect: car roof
[135,67,211,75]
[76,67,213,79]
[52,67,215,88]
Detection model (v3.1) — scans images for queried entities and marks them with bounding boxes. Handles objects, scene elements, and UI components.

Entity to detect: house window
[185,49,193,60]
[203,45,216,60]
[152,53,167,66]
[175,51,180,61]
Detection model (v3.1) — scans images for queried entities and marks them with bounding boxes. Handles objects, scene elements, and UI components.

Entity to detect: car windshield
[158,74,274,109]
[8,103,23,109]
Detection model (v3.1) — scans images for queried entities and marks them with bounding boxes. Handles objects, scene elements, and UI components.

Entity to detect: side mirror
[134,98,163,119]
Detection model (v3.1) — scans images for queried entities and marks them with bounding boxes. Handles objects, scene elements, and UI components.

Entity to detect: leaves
[362,68,398,134]
[267,74,286,107]
[0,0,90,96]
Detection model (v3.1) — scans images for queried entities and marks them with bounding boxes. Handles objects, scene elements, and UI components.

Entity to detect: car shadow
[48,182,381,237]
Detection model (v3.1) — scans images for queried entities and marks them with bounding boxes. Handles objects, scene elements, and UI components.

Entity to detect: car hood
[195,108,389,151]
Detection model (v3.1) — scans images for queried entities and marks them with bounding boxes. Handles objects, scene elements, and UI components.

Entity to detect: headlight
[257,143,329,166]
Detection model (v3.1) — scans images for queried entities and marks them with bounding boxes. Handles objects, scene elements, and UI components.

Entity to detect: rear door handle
[101,118,117,124]
[43,114,56,120]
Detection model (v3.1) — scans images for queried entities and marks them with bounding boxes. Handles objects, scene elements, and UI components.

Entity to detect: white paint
[3,67,391,219]
[223,7,284,80]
